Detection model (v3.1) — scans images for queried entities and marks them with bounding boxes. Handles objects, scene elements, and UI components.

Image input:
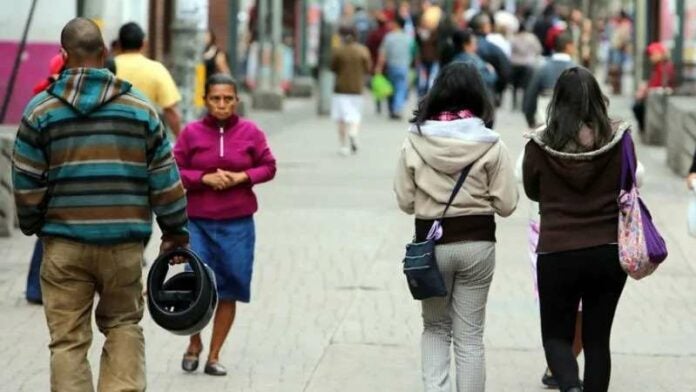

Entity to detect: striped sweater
[12,67,188,244]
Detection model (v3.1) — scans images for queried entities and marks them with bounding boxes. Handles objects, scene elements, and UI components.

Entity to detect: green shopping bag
[371,74,393,99]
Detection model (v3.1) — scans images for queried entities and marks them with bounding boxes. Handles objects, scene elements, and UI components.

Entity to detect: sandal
[181,348,202,372]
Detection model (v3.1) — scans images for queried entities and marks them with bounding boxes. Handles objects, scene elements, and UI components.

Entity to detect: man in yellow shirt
[115,22,182,137]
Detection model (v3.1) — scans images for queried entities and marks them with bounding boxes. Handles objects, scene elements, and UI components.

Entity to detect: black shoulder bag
[402,163,474,300]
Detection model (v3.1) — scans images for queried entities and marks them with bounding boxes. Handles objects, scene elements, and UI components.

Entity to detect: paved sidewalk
[0,93,695,391]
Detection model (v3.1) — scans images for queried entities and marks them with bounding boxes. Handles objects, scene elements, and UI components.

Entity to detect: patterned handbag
[617,132,668,280]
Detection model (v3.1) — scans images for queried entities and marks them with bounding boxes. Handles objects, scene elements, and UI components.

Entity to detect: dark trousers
[632,100,645,132]
[537,244,627,392]
[511,64,534,110]
[26,239,43,302]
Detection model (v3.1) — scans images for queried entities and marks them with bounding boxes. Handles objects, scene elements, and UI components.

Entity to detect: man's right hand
[159,240,190,264]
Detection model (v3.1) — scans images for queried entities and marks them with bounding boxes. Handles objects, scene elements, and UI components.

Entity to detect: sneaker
[541,368,559,389]
[339,146,350,156]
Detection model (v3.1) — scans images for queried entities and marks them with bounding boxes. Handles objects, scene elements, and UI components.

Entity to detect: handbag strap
[619,131,637,191]
[440,163,474,220]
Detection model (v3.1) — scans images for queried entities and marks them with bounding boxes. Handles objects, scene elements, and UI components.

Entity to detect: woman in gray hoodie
[394,62,518,392]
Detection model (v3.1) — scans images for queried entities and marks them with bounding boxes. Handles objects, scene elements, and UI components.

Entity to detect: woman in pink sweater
[173,74,276,376]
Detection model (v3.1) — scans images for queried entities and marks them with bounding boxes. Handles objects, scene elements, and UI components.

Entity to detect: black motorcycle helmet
[147,248,218,335]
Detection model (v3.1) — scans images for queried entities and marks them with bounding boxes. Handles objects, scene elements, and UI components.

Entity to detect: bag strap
[440,163,474,220]
[620,131,637,191]
[408,138,475,219]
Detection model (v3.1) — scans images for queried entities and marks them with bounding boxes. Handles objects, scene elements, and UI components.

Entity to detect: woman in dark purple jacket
[174,74,276,376]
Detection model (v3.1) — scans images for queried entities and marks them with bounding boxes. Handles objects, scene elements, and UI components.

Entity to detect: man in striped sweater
[12,18,188,391]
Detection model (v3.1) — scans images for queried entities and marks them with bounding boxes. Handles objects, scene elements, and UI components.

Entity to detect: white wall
[0,0,77,42]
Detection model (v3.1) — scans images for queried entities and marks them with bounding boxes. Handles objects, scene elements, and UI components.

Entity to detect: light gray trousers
[420,241,496,392]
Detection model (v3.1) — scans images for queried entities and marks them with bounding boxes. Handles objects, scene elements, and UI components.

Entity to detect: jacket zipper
[219,127,224,157]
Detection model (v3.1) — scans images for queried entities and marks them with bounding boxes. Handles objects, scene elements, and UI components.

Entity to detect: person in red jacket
[632,42,675,133]
[174,73,276,376]
[32,53,65,94]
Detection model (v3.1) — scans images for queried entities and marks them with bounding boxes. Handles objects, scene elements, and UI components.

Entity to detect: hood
[48,68,132,116]
[407,118,500,175]
[527,121,630,191]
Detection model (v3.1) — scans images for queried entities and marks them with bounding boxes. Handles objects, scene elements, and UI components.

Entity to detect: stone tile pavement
[0,92,694,391]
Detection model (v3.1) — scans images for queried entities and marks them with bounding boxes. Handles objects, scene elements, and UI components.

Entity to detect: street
[0,93,695,392]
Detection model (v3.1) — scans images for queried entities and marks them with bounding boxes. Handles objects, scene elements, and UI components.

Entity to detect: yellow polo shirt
[115,53,182,109]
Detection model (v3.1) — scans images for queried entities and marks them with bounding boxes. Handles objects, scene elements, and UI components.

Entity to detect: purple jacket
[174,114,276,220]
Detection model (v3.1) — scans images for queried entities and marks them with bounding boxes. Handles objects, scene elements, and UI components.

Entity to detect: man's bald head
[61,17,106,66]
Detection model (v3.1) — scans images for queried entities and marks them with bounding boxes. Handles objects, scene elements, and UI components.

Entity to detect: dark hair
[452,29,475,50]
[61,18,105,60]
[119,22,145,51]
[394,15,406,29]
[204,73,239,96]
[543,3,556,18]
[339,25,357,39]
[544,67,612,150]
[410,62,494,127]
[469,13,491,34]
[554,32,574,53]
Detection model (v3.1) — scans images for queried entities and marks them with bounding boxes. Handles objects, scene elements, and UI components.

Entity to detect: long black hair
[410,62,494,128]
[544,67,612,151]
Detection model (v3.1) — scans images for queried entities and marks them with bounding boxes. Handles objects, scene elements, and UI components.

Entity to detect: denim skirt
[188,216,255,302]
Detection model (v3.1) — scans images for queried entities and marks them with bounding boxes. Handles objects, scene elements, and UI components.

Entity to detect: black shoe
[565,388,583,392]
[181,350,201,372]
[204,361,227,376]
[349,137,358,154]
[541,368,559,389]
[389,114,403,121]
[26,297,42,305]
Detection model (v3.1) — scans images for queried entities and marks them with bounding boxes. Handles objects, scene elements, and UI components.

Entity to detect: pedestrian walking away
[173,73,277,376]
[24,53,67,306]
[469,13,511,107]
[394,62,518,392]
[523,33,576,129]
[115,22,183,138]
[451,29,498,96]
[517,31,581,388]
[522,67,639,392]
[11,18,189,392]
[375,15,413,120]
[330,26,372,156]
[509,23,541,110]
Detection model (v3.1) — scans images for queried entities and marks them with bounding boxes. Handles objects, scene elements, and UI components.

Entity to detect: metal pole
[0,0,38,123]
[298,0,310,76]
[171,0,208,123]
[256,0,270,90]
[674,0,685,86]
[270,0,283,89]
[317,13,334,115]
[228,0,240,76]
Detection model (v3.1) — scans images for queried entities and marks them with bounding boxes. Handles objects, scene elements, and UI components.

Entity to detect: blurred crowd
[336,0,641,123]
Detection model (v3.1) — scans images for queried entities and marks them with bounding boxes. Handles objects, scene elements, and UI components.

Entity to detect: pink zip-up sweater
[174,114,276,220]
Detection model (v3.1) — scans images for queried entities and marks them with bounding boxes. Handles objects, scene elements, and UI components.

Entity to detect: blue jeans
[417,61,440,97]
[26,239,43,302]
[387,65,409,116]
